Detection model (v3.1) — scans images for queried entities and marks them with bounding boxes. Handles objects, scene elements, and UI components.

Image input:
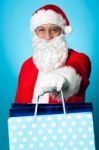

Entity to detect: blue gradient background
[0,0,99,149]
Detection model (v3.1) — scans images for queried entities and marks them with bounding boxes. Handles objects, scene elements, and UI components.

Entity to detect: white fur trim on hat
[64,25,73,34]
[54,66,82,99]
[30,9,72,34]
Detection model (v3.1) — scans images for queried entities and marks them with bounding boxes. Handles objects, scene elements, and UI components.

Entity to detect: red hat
[30,4,73,34]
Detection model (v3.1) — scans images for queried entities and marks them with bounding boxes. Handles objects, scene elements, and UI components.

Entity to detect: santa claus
[15,4,91,104]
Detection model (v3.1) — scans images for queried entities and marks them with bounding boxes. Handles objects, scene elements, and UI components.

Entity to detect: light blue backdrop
[0,0,99,149]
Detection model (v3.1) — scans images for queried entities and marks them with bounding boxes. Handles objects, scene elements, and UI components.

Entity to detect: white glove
[38,72,68,97]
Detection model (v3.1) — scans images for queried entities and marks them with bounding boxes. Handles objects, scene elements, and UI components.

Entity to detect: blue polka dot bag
[8,91,96,150]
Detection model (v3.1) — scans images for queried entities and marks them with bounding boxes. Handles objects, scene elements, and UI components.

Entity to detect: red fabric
[15,49,91,104]
[15,59,38,103]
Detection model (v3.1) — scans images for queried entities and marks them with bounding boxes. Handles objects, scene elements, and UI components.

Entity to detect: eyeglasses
[35,26,62,36]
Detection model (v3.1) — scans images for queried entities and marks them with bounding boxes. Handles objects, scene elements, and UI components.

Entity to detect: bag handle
[34,90,66,117]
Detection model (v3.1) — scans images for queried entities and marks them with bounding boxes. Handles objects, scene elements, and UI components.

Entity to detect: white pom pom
[64,26,73,34]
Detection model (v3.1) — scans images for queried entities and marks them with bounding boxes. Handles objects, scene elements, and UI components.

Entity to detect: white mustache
[32,33,68,72]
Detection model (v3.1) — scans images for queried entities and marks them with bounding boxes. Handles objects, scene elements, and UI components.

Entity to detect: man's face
[33,25,68,72]
[35,24,63,40]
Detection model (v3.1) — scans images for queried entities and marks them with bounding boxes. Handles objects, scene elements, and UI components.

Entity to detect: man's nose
[44,31,53,40]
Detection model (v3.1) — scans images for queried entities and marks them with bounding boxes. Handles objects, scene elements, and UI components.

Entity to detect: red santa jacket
[15,49,91,104]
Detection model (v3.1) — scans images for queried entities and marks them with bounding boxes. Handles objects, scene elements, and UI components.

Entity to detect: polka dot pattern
[8,112,95,149]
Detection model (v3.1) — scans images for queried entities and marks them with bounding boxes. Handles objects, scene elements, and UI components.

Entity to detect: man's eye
[38,29,45,32]
[50,28,61,33]
[51,29,58,32]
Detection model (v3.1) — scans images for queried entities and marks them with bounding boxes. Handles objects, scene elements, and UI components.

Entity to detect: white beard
[32,33,68,72]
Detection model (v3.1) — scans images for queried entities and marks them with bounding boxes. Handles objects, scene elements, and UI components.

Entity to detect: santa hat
[30,4,73,34]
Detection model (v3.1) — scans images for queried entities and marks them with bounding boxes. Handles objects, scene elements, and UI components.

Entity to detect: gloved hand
[38,72,68,97]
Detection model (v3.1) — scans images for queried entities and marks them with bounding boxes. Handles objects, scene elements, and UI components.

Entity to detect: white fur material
[39,72,66,93]
[33,33,68,72]
[30,9,72,34]
[32,71,49,103]
[30,9,65,31]
[64,25,73,34]
[32,66,82,103]
[54,66,82,99]
[32,71,66,103]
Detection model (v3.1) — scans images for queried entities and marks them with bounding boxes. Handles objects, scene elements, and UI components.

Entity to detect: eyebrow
[36,26,45,29]
[50,26,61,29]
[37,25,60,29]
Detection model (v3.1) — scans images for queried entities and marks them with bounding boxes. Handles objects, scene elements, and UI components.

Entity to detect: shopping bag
[8,92,96,150]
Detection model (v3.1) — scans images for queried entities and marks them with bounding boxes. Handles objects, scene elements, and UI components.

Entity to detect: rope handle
[34,90,66,117]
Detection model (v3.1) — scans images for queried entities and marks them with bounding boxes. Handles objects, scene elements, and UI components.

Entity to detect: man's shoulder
[23,57,33,65]
[68,48,90,60]
[68,48,84,55]
[21,57,36,70]
[68,48,91,68]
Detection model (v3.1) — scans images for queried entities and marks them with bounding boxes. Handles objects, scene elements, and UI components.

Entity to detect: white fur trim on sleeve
[54,66,82,99]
